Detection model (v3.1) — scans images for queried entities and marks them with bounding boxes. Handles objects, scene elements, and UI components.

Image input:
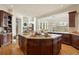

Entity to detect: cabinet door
[18,36,23,50]
[69,11,76,27]
[62,34,71,45]
[53,37,61,55]
[0,12,2,26]
[0,11,12,27]
[27,39,40,55]
[18,36,26,54]
[2,13,8,27]
[0,35,1,47]
[21,37,26,54]
[40,39,53,55]
[0,35,3,47]
[72,35,79,49]
[7,34,12,43]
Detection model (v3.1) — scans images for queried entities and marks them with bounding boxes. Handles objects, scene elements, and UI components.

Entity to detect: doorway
[16,18,21,36]
[13,17,22,48]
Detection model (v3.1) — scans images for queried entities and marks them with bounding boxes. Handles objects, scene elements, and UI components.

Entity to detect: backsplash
[0,27,3,33]
[69,27,77,32]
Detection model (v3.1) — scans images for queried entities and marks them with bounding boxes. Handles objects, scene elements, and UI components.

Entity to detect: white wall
[37,12,69,32]
[76,5,79,32]
[0,5,8,12]
[77,14,79,32]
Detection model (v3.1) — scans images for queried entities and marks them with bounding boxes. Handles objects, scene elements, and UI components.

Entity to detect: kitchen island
[18,33,62,55]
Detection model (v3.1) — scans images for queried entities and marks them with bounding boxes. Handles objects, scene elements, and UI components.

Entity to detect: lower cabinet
[72,35,79,50]
[19,36,27,54]
[0,34,12,47]
[53,38,61,55]
[27,39,40,55]
[62,34,72,45]
[7,34,12,43]
[18,35,61,55]
[62,33,79,50]
[0,35,3,47]
[40,39,53,55]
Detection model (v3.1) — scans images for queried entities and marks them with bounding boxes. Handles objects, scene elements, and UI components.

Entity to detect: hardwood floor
[60,44,79,55]
[0,44,23,55]
[0,41,79,55]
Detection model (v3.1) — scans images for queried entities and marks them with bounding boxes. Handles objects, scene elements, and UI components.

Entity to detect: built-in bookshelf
[7,16,12,32]
[0,10,12,33]
[0,10,12,47]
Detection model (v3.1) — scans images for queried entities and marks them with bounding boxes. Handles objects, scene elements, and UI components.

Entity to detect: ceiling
[0,4,76,17]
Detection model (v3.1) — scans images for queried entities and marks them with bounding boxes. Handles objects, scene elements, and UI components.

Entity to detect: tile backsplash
[69,27,77,32]
[0,27,3,33]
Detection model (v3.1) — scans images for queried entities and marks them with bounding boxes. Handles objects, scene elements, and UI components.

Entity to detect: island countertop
[19,33,62,39]
[48,31,79,36]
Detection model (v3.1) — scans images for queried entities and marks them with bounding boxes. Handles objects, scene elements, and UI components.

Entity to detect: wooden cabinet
[18,35,62,55]
[18,36,26,54]
[27,39,40,55]
[61,33,79,50]
[0,10,12,32]
[7,34,12,43]
[0,34,3,47]
[62,34,72,45]
[0,11,3,26]
[2,12,8,27]
[69,11,77,27]
[0,10,8,27]
[0,10,12,47]
[40,39,53,55]
[27,40,53,55]
[49,32,79,50]
[18,36,23,50]
[72,35,79,50]
[0,34,12,47]
[53,38,61,54]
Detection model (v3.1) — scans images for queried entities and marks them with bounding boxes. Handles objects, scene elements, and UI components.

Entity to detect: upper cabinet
[0,10,12,33]
[69,11,77,27]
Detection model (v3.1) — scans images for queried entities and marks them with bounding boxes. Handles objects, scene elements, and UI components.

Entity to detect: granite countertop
[20,33,62,39]
[53,31,79,36]
[70,32,79,36]
[21,31,79,39]
[0,32,12,34]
